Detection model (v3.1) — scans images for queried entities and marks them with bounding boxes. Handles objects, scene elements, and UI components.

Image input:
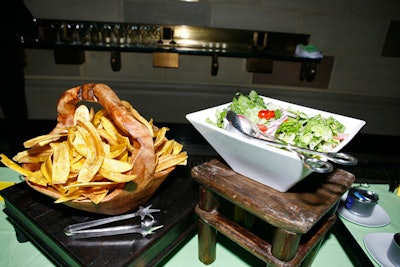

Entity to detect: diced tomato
[258,109,275,120]
[257,124,268,132]
[333,134,346,141]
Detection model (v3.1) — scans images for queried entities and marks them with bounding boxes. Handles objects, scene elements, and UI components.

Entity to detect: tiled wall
[12,0,400,135]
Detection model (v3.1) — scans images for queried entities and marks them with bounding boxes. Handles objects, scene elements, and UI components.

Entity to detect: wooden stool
[191,159,354,267]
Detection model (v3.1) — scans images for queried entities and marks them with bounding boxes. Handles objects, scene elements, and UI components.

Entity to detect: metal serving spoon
[226,110,358,172]
[226,111,333,173]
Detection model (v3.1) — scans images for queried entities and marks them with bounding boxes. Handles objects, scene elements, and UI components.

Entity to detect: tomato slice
[257,124,268,132]
[258,109,275,120]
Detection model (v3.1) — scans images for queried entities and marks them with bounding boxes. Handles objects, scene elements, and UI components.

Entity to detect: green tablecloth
[1,167,399,267]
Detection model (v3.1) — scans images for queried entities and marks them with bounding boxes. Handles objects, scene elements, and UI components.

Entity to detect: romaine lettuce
[209,90,346,152]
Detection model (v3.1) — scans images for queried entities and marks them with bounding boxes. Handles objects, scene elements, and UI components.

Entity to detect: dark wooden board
[0,165,198,267]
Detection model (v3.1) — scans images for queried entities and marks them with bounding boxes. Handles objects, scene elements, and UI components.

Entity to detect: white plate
[337,202,390,227]
[364,233,399,267]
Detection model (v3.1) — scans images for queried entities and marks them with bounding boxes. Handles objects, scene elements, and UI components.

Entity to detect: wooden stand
[191,159,354,267]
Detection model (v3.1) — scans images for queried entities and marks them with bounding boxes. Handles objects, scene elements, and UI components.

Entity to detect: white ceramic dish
[337,192,390,227]
[186,95,366,192]
[338,203,391,227]
[364,233,399,267]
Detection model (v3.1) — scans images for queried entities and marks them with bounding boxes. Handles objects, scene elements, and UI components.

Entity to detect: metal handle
[292,147,358,166]
[302,156,333,173]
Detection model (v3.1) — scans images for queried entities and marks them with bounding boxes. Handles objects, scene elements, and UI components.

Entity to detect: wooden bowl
[25,166,174,215]
[21,83,181,215]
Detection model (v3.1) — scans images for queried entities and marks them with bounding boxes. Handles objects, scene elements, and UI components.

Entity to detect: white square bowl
[186,96,366,192]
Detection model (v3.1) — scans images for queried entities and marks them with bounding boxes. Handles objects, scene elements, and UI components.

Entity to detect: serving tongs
[63,205,163,239]
[226,110,358,173]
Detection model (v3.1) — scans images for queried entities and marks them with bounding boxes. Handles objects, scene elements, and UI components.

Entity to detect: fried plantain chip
[155,152,188,172]
[102,157,133,173]
[0,154,33,177]
[13,146,52,163]
[23,133,67,149]
[99,168,137,183]
[76,120,105,183]
[50,142,71,184]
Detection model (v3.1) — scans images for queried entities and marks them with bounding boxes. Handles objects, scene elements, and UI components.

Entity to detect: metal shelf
[24,19,321,78]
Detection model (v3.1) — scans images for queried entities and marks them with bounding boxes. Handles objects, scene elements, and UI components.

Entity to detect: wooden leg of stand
[271,228,301,262]
[198,219,217,265]
[197,185,219,265]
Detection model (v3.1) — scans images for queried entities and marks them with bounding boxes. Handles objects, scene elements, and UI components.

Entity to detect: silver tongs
[63,205,163,239]
[226,110,358,173]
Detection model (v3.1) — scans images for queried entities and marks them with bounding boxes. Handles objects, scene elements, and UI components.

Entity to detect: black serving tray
[0,165,199,267]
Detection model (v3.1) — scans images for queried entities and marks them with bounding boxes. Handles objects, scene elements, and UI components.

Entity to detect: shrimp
[51,83,155,182]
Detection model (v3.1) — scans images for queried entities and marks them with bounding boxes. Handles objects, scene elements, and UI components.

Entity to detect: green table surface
[1,167,399,267]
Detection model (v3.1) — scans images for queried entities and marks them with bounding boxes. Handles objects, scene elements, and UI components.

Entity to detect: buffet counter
[1,165,399,267]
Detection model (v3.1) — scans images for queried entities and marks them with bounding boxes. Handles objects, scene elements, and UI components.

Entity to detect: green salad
[207,90,347,152]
